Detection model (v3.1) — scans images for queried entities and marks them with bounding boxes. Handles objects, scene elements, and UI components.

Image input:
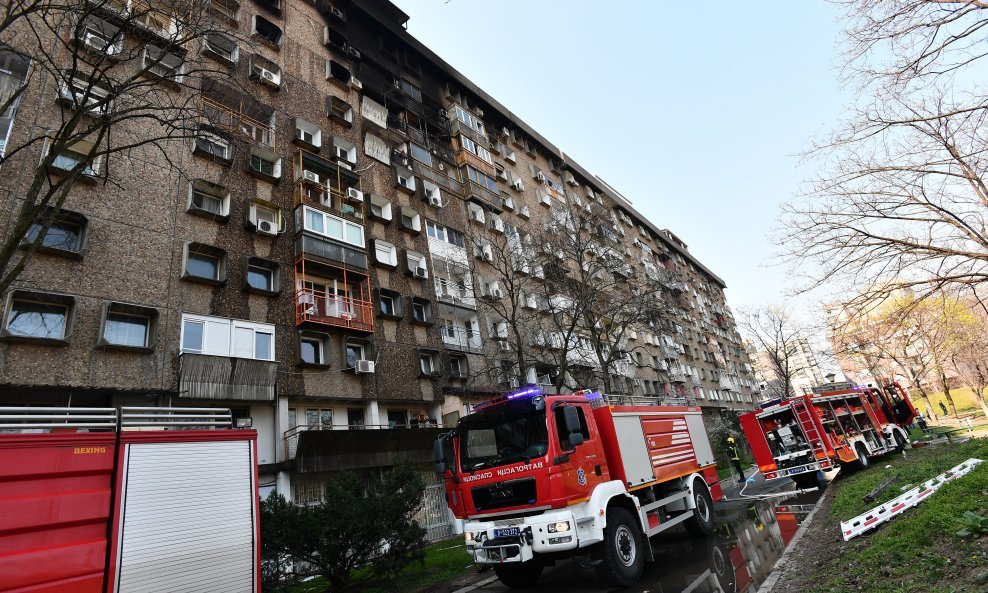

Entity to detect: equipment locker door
[106,433,258,593]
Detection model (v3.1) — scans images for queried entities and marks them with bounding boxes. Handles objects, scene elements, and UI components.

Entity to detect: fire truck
[0,406,260,593]
[739,382,916,488]
[434,387,723,588]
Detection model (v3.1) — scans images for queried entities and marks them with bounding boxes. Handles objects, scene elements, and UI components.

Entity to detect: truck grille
[472,477,536,512]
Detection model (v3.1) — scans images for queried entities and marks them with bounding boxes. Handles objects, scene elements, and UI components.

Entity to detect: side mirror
[563,407,584,448]
[433,438,446,474]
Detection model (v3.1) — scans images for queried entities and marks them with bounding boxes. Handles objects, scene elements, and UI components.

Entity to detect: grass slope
[808,438,988,593]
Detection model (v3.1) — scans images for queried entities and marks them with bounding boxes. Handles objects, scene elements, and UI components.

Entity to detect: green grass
[283,538,474,593]
[807,438,988,593]
[916,387,987,417]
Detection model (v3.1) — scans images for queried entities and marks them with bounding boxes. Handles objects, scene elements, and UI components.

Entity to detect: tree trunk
[939,370,957,416]
[975,384,988,420]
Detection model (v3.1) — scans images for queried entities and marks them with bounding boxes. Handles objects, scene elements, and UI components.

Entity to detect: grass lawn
[807,437,988,593]
[914,386,987,418]
[283,538,474,593]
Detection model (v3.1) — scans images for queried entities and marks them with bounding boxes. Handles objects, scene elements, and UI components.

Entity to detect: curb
[756,482,835,593]
[450,575,499,593]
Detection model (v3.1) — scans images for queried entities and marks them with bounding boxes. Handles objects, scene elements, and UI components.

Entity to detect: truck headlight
[464,531,474,542]
[547,521,571,533]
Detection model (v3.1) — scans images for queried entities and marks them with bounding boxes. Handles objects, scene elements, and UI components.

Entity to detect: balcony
[440,324,483,354]
[179,353,277,401]
[435,279,475,309]
[199,85,274,148]
[296,233,367,270]
[669,369,688,383]
[465,180,501,210]
[411,159,463,197]
[295,286,373,332]
[293,149,364,224]
[454,145,496,177]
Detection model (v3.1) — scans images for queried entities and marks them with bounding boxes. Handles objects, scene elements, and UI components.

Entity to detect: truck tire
[595,506,645,587]
[855,444,870,470]
[893,431,907,453]
[493,562,543,589]
[684,480,715,536]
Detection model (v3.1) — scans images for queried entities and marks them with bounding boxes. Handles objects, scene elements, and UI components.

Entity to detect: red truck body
[739,382,916,483]
[0,407,259,593]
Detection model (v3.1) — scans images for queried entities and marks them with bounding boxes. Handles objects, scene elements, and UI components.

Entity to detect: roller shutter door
[114,439,256,593]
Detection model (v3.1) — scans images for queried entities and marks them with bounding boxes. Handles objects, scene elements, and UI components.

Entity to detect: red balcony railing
[295,288,374,332]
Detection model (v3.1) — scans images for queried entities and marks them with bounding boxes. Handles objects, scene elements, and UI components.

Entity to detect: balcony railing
[669,369,688,383]
[284,421,444,459]
[200,96,273,148]
[440,325,483,354]
[411,160,464,197]
[295,288,374,332]
[465,180,501,208]
[296,233,367,270]
[454,147,496,177]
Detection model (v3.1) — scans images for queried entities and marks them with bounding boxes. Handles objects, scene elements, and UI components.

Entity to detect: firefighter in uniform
[727,437,745,485]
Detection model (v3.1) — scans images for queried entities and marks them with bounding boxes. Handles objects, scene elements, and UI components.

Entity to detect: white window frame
[419,352,436,375]
[302,205,365,247]
[58,75,111,115]
[195,131,231,160]
[295,119,321,148]
[189,180,231,217]
[180,313,275,361]
[46,137,100,176]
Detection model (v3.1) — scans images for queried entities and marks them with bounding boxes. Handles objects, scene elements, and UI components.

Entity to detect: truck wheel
[493,562,543,589]
[893,431,907,453]
[595,506,645,587]
[855,444,871,470]
[684,480,715,536]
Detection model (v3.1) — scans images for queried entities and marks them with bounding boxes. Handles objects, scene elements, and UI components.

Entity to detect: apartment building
[0,0,756,501]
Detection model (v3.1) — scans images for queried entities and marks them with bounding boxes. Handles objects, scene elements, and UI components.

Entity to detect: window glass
[255,331,273,360]
[345,222,363,245]
[412,303,426,322]
[104,312,148,346]
[554,406,590,451]
[300,338,321,364]
[346,343,363,367]
[7,300,67,339]
[410,143,431,166]
[305,208,324,234]
[380,295,394,315]
[181,319,204,352]
[419,353,434,374]
[187,252,219,279]
[325,215,343,238]
[247,265,273,290]
[26,220,81,251]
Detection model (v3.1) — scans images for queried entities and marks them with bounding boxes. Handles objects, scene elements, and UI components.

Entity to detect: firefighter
[727,437,745,486]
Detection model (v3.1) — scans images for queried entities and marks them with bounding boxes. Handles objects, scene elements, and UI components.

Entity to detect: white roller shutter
[115,439,256,593]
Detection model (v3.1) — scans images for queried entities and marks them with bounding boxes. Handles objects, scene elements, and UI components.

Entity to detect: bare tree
[739,305,811,400]
[781,2,988,309]
[0,0,259,293]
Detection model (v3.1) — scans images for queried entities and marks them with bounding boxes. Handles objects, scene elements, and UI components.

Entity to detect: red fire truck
[739,382,916,487]
[0,406,260,593]
[434,387,723,588]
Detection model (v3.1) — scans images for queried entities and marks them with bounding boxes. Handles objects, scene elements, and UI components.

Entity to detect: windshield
[459,402,548,472]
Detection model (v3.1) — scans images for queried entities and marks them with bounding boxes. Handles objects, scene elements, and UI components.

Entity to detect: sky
[392,0,852,318]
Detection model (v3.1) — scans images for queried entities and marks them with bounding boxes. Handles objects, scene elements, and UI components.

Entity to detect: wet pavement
[468,470,829,593]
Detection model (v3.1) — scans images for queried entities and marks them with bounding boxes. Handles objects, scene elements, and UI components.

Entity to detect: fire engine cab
[435,387,723,589]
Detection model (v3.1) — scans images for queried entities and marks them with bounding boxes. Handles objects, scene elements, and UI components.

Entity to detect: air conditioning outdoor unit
[520,206,531,218]
[511,180,524,191]
[257,219,276,235]
[497,341,510,352]
[491,287,503,298]
[355,360,375,373]
[302,170,319,183]
[257,68,276,82]
[414,267,428,278]
[535,171,546,182]
[346,187,364,202]
[428,194,442,207]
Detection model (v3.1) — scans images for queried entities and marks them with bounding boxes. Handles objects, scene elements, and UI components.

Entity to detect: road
[466,472,827,593]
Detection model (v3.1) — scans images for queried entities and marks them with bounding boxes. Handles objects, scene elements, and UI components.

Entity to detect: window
[326,59,350,85]
[347,408,365,428]
[294,118,321,148]
[249,202,280,235]
[250,54,282,86]
[306,408,333,430]
[394,167,416,193]
[3,293,72,341]
[465,165,497,193]
[254,15,281,45]
[554,406,590,451]
[194,131,231,161]
[368,193,392,222]
[458,135,492,164]
[377,288,402,319]
[411,298,432,325]
[426,221,466,248]
[452,105,484,134]
[419,351,437,375]
[180,313,275,360]
[47,138,99,177]
[332,136,357,166]
[77,16,123,56]
[301,206,364,247]
[372,239,397,267]
[101,303,157,349]
[449,355,467,378]
[143,46,184,82]
[345,342,365,368]
[0,50,30,158]
[406,250,426,277]
[189,179,230,219]
[245,257,279,294]
[399,207,421,233]
[208,0,239,20]
[387,409,407,428]
[328,96,353,125]
[399,78,421,103]
[409,143,432,167]
[23,210,86,255]
[248,146,282,180]
[299,332,328,366]
[183,243,226,284]
[204,33,238,63]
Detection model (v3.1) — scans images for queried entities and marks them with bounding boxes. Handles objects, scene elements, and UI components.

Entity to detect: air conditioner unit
[349,77,362,90]
[346,187,364,202]
[348,46,361,59]
[535,171,546,182]
[491,287,503,298]
[302,170,320,183]
[428,194,442,207]
[397,175,408,187]
[256,68,276,82]
[511,180,524,191]
[540,194,551,206]
[437,162,445,171]
[414,267,428,278]
[475,107,484,117]
[355,359,375,373]
[257,219,276,235]
[497,340,511,352]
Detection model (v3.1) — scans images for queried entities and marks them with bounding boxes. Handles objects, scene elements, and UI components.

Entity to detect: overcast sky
[392,0,851,318]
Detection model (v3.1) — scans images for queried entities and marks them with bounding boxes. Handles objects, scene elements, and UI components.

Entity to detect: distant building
[752,336,826,399]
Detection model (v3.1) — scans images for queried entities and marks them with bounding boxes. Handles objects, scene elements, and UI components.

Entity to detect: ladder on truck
[791,397,831,470]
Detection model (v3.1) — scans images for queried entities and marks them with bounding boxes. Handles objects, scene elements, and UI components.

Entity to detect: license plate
[493,527,520,538]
